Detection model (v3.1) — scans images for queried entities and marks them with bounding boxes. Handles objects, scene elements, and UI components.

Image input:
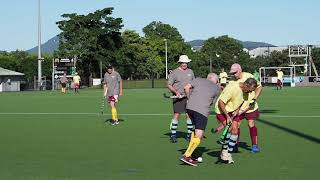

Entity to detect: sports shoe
[170,135,177,143]
[110,120,119,126]
[180,155,198,166]
[251,145,260,153]
[220,150,234,164]
[220,150,229,161]
[226,153,234,164]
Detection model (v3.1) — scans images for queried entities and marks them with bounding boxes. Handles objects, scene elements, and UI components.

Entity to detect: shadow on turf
[238,142,252,151]
[211,141,251,153]
[178,146,211,158]
[163,131,189,140]
[257,118,320,144]
[163,131,208,140]
[104,119,125,123]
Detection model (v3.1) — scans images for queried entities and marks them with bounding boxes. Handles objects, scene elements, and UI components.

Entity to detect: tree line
[1,7,319,87]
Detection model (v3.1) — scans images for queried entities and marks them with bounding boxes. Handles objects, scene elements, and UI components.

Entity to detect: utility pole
[52,58,54,91]
[37,0,42,90]
[164,39,168,79]
[100,60,103,88]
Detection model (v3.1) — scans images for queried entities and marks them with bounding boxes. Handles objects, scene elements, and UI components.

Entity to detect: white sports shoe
[220,150,229,161]
[220,150,234,164]
[226,153,234,164]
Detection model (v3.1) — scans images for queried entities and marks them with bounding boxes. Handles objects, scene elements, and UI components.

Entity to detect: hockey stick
[163,93,186,99]
[101,96,106,115]
[218,106,251,141]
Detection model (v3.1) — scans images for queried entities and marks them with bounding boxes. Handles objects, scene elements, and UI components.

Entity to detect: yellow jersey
[215,82,244,114]
[219,72,228,84]
[277,71,284,80]
[237,72,261,113]
[73,75,81,84]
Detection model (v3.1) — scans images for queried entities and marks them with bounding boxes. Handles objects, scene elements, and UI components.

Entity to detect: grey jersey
[104,71,121,96]
[168,68,194,95]
[60,76,68,83]
[186,78,221,117]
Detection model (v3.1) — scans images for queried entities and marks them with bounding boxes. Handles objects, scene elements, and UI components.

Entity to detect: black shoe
[170,135,177,143]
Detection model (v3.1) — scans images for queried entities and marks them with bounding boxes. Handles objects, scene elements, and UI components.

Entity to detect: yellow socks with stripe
[111,107,118,120]
[184,137,201,157]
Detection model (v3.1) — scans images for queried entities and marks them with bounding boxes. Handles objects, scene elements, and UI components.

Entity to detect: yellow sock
[184,137,201,157]
[111,107,118,120]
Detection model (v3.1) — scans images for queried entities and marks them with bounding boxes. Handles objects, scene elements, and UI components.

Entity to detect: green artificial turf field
[0,87,319,180]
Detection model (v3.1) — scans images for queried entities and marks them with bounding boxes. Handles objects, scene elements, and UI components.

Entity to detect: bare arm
[103,84,108,97]
[167,83,180,96]
[184,83,192,99]
[254,86,262,100]
[119,80,123,96]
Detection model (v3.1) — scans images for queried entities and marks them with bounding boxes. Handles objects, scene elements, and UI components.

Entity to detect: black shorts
[186,109,208,130]
[173,97,187,113]
[61,83,66,88]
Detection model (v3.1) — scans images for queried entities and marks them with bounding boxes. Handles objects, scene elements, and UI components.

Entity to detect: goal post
[259,66,296,87]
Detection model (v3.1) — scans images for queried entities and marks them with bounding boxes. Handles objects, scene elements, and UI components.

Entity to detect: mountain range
[187,39,275,51]
[26,36,59,54]
[26,35,275,54]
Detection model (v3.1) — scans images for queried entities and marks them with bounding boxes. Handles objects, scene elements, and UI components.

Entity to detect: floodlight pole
[52,58,54,91]
[164,39,168,79]
[100,60,103,88]
[37,0,42,90]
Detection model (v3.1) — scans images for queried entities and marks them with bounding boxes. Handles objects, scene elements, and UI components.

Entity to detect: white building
[0,67,24,92]
[248,46,287,58]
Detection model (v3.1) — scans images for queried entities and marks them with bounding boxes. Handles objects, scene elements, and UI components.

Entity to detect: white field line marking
[0,112,320,118]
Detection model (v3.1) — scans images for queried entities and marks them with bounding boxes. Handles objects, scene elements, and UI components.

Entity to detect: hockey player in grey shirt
[180,73,220,166]
[167,55,195,143]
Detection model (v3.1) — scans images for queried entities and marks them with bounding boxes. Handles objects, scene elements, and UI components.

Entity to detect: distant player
[72,72,81,93]
[229,63,263,153]
[167,55,195,143]
[216,78,258,163]
[276,68,284,90]
[219,68,228,89]
[60,72,68,94]
[180,73,220,166]
[103,65,122,125]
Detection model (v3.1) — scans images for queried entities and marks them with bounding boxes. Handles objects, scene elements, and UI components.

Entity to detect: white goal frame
[259,66,295,87]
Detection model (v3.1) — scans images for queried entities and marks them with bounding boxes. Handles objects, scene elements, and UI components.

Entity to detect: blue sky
[0,0,319,51]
